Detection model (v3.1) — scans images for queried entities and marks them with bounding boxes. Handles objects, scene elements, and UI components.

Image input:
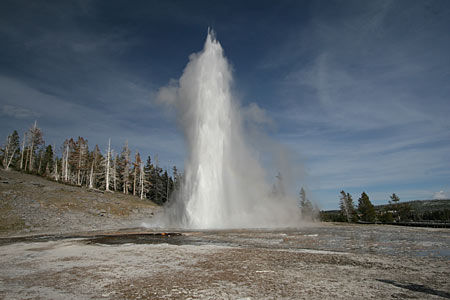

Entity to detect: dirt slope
[0,169,160,236]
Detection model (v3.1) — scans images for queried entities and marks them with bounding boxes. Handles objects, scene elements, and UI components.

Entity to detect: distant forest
[321,190,450,223]
[0,122,179,205]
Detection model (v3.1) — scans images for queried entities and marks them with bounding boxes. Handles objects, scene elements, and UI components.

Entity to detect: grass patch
[0,202,26,232]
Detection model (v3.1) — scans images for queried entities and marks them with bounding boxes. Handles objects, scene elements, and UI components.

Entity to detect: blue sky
[1,0,449,209]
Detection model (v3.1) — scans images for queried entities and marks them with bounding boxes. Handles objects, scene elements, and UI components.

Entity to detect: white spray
[158,31,301,229]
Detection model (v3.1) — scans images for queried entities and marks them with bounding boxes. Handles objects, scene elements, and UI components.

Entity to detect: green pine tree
[358,192,376,222]
[42,145,54,175]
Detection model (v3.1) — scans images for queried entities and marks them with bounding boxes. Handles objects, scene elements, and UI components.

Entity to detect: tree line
[321,191,450,223]
[0,122,179,204]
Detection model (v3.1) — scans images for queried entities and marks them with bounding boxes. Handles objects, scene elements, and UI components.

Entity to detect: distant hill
[323,199,450,214]
[374,199,450,213]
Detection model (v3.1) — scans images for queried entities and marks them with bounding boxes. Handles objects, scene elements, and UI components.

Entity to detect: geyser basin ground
[1,224,449,299]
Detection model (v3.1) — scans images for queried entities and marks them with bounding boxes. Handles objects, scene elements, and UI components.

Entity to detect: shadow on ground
[377,279,450,299]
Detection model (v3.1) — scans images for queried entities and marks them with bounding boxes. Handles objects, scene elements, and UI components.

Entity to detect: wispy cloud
[1,104,40,119]
[257,1,450,207]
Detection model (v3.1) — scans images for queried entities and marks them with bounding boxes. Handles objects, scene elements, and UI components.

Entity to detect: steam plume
[158,30,301,229]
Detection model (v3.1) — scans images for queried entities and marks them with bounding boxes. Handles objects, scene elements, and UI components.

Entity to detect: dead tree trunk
[27,121,37,172]
[64,144,69,182]
[113,154,117,191]
[140,162,145,200]
[2,136,10,168]
[105,139,111,191]
[5,149,16,171]
[54,155,59,181]
[20,132,26,170]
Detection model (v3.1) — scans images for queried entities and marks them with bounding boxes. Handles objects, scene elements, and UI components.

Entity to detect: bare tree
[105,139,111,191]
[121,141,131,194]
[88,145,99,189]
[113,152,118,191]
[339,190,350,222]
[89,157,95,188]
[133,151,141,196]
[166,168,170,202]
[61,141,70,182]
[139,162,145,199]
[20,132,27,170]
[2,136,10,168]
[5,149,16,170]
[2,135,17,170]
[53,152,59,181]
[37,149,43,174]
[74,137,88,186]
[27,121,44,172]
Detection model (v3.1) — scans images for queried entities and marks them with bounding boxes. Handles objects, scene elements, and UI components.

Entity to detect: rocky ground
[0,169,449,299]
[0,169,159,236]
[1,227,449,300]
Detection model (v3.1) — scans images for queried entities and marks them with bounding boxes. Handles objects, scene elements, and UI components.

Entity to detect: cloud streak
[1,104,40,119]
[258,0,450,206]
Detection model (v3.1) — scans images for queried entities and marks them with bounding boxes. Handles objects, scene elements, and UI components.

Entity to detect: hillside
[375,199,450,212]
[0,169,160,236]
[324,199,450,214]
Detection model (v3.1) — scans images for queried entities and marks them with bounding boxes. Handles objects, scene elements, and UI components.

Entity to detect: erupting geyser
[158,30,301,229]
